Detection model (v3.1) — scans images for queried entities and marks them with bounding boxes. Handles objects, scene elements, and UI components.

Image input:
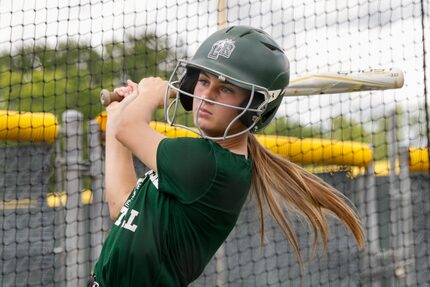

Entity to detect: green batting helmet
[165,25,290,139]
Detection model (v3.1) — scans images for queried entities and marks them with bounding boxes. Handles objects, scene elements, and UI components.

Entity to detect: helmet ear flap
[179,67,200,111]
[239,92,265,128]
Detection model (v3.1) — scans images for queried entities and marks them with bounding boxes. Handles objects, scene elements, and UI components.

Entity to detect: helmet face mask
[164,26,290,140]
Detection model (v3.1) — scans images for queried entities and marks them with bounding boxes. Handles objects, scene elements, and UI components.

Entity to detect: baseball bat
[100,89,124,106]
[100,68,404,106]
[284,68,404,96]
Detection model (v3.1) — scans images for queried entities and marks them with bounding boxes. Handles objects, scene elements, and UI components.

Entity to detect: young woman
[91,26,365,286]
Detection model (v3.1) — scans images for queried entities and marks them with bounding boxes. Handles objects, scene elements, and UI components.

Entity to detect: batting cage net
[0,0,429,286]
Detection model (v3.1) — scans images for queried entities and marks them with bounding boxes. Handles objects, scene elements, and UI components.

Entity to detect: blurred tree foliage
[0,33,176,120]
[261,116,324,138]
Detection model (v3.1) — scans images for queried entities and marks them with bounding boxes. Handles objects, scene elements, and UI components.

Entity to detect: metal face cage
[164,59,269,141]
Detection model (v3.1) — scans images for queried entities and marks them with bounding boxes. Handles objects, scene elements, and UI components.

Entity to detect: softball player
[91,26,364,286]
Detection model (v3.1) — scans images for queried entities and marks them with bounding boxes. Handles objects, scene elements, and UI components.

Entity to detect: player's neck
[217,133,249,159]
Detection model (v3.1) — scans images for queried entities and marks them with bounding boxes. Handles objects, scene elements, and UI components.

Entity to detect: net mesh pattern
[0,1,429,286]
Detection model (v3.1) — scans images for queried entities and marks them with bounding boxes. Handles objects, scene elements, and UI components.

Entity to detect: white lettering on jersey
[124,178,144,208]
[134,177,145,191]
[144,170,159,189]
[114,206,128,226]
[123,209,139,232]
[114,206,140,232]
[114,173,158,233]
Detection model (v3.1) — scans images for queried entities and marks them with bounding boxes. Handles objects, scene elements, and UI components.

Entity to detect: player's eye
[197,78,209,86]
[221,86,233,94]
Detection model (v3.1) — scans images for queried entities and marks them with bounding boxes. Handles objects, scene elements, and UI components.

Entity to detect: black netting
[0,1,429,286]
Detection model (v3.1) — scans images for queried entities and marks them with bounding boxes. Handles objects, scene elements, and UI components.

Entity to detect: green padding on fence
[0,110,59,143]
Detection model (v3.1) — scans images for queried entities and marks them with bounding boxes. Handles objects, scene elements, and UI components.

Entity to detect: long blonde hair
[247,133,365,268]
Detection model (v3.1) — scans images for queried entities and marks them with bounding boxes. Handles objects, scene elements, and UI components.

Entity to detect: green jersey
[93,138,252,286]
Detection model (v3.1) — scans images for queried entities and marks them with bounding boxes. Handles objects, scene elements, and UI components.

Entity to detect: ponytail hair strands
[247,134,365,269]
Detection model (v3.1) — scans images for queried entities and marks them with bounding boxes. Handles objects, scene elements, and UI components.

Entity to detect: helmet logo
[267,89,283,102]
[208,39,236,60]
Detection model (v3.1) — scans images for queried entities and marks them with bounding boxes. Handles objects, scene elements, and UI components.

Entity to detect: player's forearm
[114,77,169,172]
[118,89,160,126]
[114,87,161,141]
[105,124,137,220]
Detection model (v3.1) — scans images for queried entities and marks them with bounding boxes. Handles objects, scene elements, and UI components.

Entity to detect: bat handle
[100,89,124,106]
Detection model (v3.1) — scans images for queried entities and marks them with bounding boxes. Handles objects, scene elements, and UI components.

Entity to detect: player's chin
[195,121,215,134]
[199,122,248,138]
[195,120,223,136]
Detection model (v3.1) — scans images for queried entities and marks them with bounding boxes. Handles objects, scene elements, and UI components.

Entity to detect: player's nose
[199,86,217,102]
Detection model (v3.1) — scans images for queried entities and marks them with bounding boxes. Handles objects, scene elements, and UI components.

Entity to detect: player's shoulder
[164,137,208,145]
[157,137,216,167]
[159,137,212,153]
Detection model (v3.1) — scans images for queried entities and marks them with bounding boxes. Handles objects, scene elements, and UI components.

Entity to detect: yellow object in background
[254,134,372,167]
[96,112,198,138]
[409,147,429,172]
[0,110,59,143]
[46,192,67,207]
[96,112,372,167]
[96,112,430,171]
[46,189,93,207]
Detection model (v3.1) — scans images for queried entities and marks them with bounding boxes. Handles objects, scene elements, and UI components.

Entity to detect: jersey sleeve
[156,138,217,204]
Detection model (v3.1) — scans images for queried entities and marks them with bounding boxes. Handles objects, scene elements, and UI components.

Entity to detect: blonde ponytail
[247,134,365,268]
